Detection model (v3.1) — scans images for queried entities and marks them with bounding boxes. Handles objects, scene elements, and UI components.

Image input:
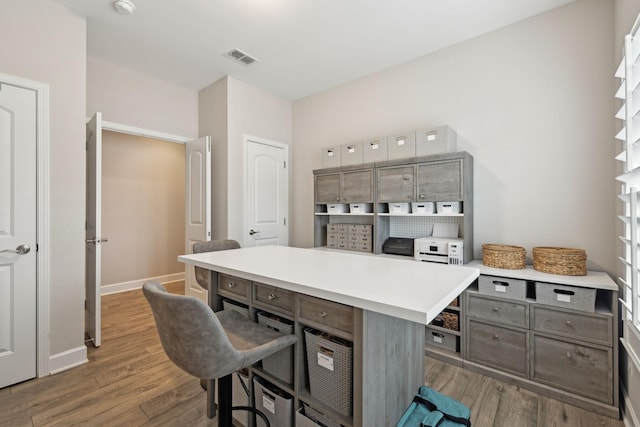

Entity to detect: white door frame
[243,135,289,248]
[0,72,50,378]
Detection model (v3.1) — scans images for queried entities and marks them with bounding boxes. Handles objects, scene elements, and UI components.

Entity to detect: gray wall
[292,0,616,274]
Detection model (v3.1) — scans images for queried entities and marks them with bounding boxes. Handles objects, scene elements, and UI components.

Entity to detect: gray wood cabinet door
[315,173,341,203]
[376,165,415,202]
[417,159,462,201]
[342,169,374,203]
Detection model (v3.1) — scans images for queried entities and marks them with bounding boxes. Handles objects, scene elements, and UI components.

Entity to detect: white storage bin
[479,275,527,301]
[411,202,435,214]
[416,125,457,156]
[349,203,373,214]
[388,202,410,214]
[326,203,348,214]
[341,142,363,166]
[253,375,294,427]
[363,137,388,163]
[436,201,462,214]
[387,131,416,160]
[320,145,341,168]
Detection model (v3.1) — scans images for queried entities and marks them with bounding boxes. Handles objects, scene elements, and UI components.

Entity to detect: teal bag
[396,386,471,427]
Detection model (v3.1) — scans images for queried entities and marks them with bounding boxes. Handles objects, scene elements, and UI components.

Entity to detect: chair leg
[217,374,233,425]
[206,379,217,418]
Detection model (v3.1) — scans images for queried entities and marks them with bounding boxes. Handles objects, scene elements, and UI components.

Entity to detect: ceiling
[51,0,575,101]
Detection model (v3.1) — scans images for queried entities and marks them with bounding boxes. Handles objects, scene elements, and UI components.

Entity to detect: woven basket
[482,244,526,269]
[532,247,586,276]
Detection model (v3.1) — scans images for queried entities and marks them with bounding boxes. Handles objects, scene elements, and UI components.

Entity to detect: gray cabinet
[417,159,462,201]
[315,168,374,204]
[376,165,415,202]
[462,264,619,419]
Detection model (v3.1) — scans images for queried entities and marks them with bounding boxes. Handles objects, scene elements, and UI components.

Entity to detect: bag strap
[413,394,471,427]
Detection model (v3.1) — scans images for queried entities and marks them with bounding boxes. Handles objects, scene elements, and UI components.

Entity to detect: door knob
[249,229,260,236]
[1,244,30,255]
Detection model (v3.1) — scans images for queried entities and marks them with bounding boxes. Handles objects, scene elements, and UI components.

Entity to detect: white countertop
[468,260,618,291]
[179,245,479,325]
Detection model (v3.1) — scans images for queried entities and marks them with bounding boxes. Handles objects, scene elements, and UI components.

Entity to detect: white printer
[413,222,464,265]
[414,237,464,265]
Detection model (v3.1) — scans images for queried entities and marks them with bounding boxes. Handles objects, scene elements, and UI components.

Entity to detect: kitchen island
[179,245,479,427]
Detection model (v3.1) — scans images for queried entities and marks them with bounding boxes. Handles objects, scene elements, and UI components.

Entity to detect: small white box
[327,203,348,214]
[388,202,410,214]
[349,203,372,214]
[363,137,388,163]
[436,201,462,214]
[411,202,435,214]
[341,142,363,166]
[416,126,457,156]
[320,145,341,168]
[387,131,416,160]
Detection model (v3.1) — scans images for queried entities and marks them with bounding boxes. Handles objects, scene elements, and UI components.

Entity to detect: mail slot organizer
[304,328,353,417]
[257,312,295,384]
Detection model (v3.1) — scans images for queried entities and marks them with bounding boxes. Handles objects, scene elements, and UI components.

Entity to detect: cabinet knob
[228,282,236,288]
[336,197,340,202]
[493,334,499,340]
[268,293,277,300]
[565,320,572,326]
[320,311,327,318]
[492,307,499,312]
[566,352,572,359]
[419,194,425,199]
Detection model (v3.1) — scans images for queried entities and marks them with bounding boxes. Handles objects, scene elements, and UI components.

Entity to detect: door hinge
[283,161,286,169]
[207,140,211,152]
[284,218,287,226]
[84,299,87,310]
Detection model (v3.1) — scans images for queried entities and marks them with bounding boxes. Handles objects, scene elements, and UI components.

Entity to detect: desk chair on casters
[143,281,297,426]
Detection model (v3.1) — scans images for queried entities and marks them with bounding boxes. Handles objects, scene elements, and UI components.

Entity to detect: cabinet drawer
[531,306,611,346]
[466,319,528,377]
[531,334,612,404]
[254,283,295,315]
[467,293,528,328]
[217,274,250,301]
[348,241,372,253]
[327,224,348,233]
[298,294,353,335]
[348,224,372,234]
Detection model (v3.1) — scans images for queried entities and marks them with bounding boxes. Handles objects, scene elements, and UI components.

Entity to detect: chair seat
[217,309,297,369]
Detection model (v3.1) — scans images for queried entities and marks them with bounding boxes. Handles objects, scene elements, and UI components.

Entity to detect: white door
[245,138,288,247]
[0,81,37,387]
[85,113,103,347]
[185,137,211,301]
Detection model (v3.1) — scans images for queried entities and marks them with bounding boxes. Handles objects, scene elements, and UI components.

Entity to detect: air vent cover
[226,48,259,66]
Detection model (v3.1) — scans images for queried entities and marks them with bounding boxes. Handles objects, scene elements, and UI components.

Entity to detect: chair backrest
[192,240,241,290]
[142,281,243,379]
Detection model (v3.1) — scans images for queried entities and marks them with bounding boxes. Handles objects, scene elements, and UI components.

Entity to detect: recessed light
[113,0,135,15]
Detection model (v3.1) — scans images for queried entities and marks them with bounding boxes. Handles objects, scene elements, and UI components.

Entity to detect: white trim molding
[0,72,51,379]
[48,346,88,375]
[97,118,192,144]
[101,272,185,296]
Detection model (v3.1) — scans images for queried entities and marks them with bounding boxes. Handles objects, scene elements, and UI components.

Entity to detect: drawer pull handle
[320,311,327,318]
[228,283,236,288]
[493,334,499,340]
[492,307,500,312]
[565,320,572,326]
[566,352,572,359]
[268,293,277,300]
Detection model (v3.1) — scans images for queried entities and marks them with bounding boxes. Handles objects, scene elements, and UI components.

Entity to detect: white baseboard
[622,382,640,427]
[101,272,185,295]
[47,346,88,375]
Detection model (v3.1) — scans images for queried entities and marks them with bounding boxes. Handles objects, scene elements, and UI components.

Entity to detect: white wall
[0,0,87,363]
[292,0,615,274]
[87,56,198,138]
[199,76,293,242]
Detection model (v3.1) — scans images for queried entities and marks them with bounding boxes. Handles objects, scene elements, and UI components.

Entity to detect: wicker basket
[482,244,526,269]
[532,247,587,276]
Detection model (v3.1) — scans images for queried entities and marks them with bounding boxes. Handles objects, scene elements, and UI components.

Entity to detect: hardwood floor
[0,282,624,426]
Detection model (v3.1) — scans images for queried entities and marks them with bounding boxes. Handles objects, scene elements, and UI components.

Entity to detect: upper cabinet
[315,168,374,204]
[417,159,463,202]
[376,165,415,203]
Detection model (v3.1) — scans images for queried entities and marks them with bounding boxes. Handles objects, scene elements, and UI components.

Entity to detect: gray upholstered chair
[192,239,241,291]
[143,281,297,425]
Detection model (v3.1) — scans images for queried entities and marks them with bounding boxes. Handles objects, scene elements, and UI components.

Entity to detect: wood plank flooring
[0,282,624,426]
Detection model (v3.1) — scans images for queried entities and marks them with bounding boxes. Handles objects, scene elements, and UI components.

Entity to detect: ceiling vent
[226,48,259,66]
